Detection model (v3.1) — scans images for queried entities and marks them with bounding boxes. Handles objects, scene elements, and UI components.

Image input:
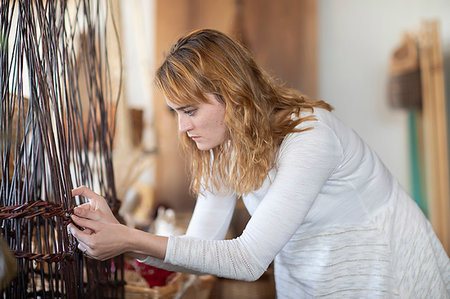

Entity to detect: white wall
[319,0,450,193]
[120,0,157,152]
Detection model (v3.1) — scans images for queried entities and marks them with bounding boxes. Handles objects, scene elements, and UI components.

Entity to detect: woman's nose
[178,115,193,133]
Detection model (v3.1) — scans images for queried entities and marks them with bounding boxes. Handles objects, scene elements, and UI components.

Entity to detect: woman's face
[166,93,227,151]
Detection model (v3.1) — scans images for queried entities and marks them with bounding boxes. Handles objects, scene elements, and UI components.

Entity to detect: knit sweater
[140,108,450,298]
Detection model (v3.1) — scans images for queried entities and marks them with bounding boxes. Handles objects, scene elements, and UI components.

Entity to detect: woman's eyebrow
[168,105,192,111]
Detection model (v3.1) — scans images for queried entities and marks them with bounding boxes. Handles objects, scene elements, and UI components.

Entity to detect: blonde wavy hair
[155,29,332,196]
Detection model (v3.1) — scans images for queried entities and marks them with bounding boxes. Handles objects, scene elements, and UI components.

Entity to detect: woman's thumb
[74,206,100,220]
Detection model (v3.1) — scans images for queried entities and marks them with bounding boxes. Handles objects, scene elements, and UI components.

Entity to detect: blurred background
[90,0,450,297]
[1,0,449,298]
[108,0,449,232]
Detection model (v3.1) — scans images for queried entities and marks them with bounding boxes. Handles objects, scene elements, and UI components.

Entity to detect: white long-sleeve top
[141,108,450,298]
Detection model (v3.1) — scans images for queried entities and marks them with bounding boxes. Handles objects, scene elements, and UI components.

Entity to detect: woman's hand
[71,186,119,225]
[68,214,129,260]
[68,185,168,261]
[68,186,124,260]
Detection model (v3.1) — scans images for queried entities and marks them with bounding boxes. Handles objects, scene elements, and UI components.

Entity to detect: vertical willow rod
[0,0,123,298]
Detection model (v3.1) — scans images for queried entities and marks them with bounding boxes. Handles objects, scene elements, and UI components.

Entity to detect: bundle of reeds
[0,0,124,297]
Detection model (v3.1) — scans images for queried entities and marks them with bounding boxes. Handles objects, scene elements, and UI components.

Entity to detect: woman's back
[242,108,449,298]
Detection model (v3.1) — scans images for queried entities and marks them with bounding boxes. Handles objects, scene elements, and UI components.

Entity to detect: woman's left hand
[71,186,119,225]
[68,214,130,260]
[68,186,128,260]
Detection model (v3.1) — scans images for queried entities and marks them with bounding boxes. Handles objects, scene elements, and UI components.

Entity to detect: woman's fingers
[71,215,98,233]
[73,205,119,225]
[68,222,97,258]
[68,225,91,250]
[72,186,106,213]
[74,206,101,221]
[72,186,104,201]
[71,186,115,218]
[76,203,93,210]
[68,220,126,261]
[78,242,90,256]
[82,227,94,235]
[74,203,93,216]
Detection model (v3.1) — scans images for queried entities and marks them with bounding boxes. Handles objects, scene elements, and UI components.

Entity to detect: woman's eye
[184,109,196,116]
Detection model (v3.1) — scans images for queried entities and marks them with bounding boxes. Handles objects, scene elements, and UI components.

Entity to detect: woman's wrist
[125,228,169,261]
[126,252,148,260]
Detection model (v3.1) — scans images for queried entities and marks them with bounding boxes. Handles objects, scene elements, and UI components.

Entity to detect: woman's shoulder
[298,107,333,124]
[278,108,343,160]
[289,107,338,138]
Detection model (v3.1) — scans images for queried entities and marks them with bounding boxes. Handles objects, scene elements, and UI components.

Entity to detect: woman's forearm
[125,228,168,260]
[124,230,207,275]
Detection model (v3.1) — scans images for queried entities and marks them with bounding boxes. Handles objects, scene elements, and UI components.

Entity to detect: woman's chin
[195,141,218,151]
[195,144,211,151]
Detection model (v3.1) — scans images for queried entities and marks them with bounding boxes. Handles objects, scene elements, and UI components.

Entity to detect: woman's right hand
[71,186,119,225]
[69,186,168,261]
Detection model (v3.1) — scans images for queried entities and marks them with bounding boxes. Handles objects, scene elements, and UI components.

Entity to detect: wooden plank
[429,20,450,252]
[419,20,450,253]
[419,21,436,222]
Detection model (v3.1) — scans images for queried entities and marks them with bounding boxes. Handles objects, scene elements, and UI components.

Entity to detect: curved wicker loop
[0,200,74,222]
[0,200,77,263]
[14,250,76,263]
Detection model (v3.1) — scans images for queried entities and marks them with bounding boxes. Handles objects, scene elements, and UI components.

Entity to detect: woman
[69,29,450,298]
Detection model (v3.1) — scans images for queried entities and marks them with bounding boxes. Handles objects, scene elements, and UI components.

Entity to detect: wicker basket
[125,273,216,299]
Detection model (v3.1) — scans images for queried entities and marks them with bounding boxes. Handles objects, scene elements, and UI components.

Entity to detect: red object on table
[125,259,175,287]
